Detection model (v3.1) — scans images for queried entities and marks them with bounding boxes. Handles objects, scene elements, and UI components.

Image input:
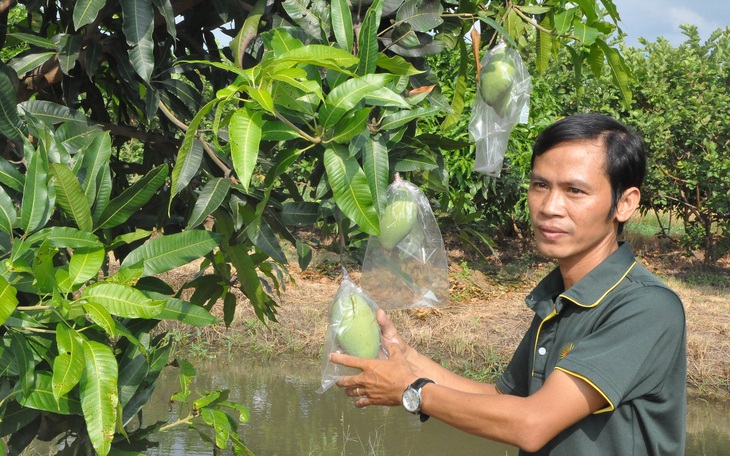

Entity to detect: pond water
[139,356,730,456]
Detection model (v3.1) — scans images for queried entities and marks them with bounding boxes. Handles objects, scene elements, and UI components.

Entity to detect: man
[331,113,687,455]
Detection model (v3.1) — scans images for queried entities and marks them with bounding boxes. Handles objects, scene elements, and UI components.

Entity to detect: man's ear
[616,187,641,223]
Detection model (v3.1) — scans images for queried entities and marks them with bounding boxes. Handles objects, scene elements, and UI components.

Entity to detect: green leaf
[536,16,554,74]
[323,146,379,235]
[18,371,83,414]
[20,144,52,233]
[118,351,148,407]
[121,0,155,82]
[144,291,219,326]
[270,68,324,102]
[396,0,443,32]
[53,324,85,400]
[596,39,632,107]
[73,0,106,29]
[441,39,468,130]
[58,34,83,74]
[67,246,106,286]
[186,178,232,229]
[331,0,353,52]
[477,14,516,48]
[0,65,23,141]
[281,201,320,225]
[83,301,116,336]
[282,0,329,41]
[79,130,112,207]
[50,163,93,231]
[0,186,17,234]
[380,105,442,131]
[229,108,262,193]
[0,275,18,326]
[19,100,88,125]
[95,164,168,229]
[201,408,231,450]
[327,107,371,144]
[80,339,118,456]
[226,244,277,322]
[0,155,25,191]
[275,45,359,74]
[28,226,104,249]
[119,0,154,46]
[320,75,389,129]
[120,229,222,277]
[10,332,34,398]
[151,0,176,38]
[554,8,576,35]
[362,135,389,215]
[32,239,58,293]
[8,51,56,76]
[170,137,203,203]
[296,240,312,271]
[82,283,165,319]
[129,38,154,83]
[573,0,598,22]
[519,5,551,14]
[6,33,56,49]
[358,0,383,75]
[246,218,287,264]
[376,54,423,76]
[230,0,265,67]
[573,22,599,45]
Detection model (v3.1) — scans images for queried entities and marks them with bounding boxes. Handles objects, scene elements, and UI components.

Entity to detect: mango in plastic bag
[331,292,380,359]
[378,189,417,250]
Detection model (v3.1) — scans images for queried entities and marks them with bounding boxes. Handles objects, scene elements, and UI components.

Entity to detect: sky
[610,0,730,46]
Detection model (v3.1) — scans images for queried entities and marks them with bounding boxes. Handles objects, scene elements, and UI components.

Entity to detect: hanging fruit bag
[469,40,532,177]
[360,174,449,311]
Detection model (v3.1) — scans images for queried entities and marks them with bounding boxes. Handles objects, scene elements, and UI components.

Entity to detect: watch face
[402,388,420,413]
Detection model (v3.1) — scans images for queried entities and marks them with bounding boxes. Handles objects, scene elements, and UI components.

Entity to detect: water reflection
[140,356,730,456]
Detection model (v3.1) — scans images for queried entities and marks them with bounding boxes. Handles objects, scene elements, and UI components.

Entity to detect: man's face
[527,140,619,272]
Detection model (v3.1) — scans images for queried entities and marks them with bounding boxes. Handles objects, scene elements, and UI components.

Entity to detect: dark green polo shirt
[496,243,687,455]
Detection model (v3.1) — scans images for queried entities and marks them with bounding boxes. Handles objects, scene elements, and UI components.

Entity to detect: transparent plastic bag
[360,174,449,310]
[469,41,532,177]
[317,272,385,394]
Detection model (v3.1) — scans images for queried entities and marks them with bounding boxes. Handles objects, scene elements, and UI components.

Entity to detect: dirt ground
[174,233,730,401]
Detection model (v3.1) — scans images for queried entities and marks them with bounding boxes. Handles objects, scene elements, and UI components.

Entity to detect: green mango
[479,56,516,108]
[378,194,417,250]
[333,292,380,359]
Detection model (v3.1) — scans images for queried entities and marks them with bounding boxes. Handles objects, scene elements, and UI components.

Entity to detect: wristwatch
[402,378,435,422]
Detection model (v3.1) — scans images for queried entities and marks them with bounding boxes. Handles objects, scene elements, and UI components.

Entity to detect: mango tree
[0,0,632,453]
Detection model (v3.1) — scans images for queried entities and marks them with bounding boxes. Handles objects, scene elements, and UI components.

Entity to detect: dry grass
[161,236,730,401]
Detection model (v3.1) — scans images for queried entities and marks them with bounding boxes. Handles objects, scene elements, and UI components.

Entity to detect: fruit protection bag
[469,41,532,177]
[360,175,449,310]
[317,274,384,394]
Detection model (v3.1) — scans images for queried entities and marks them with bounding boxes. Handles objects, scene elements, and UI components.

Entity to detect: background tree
[0,0,632,454]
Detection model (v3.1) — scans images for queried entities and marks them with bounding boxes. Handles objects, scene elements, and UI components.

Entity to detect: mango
[332,292,380,359]
[479,53,516,111]
[378,194,417,250]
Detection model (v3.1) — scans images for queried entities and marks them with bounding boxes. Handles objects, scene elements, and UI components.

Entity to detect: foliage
[627,26,730,264]
[0,0,632,454]
[549,25,730,264]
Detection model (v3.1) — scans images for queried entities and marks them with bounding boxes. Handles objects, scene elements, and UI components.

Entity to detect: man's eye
[568,187,583,194]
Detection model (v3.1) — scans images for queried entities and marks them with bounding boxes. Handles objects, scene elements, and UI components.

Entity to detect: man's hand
[331,340,417,408]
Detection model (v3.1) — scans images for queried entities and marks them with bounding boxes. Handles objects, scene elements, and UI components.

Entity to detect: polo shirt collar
[525,242,637,315]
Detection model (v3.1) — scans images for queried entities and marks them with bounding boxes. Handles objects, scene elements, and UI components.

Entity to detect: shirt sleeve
[554,285,686,411]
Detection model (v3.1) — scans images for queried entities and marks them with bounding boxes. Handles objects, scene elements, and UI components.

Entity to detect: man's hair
[531,113,646,235]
